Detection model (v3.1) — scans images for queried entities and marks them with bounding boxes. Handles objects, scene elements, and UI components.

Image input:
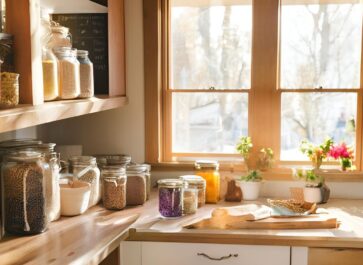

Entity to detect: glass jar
[141,164,152,200]
[194,160,220,203]
[0,33,14,72]
[77,50,94,98]
[157,179,184,218]
[44,152,61,222]
[1,151,49,234]
[183,188,198,215]
[48,25,72,49]
[70,156,100,207]
[102,166,127,210]
[53,47,80,99]
[0,72,19,109]
[179,175,206,208]
[42,48,59,101]
[126,164,147,206]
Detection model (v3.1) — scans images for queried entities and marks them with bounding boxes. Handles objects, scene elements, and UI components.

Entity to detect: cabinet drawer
[309,248,363,265]
[142,242,290,265]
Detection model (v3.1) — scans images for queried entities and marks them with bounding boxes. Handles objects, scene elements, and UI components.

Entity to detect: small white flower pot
[303,187,322,203]
[236,181,262,201]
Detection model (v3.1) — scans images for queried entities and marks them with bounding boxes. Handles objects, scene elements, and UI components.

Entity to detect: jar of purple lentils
[157,179,184,218]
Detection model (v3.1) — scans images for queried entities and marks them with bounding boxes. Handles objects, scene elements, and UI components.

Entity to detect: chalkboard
[52,13,109,95]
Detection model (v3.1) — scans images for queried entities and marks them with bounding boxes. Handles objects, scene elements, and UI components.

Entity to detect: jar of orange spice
[194,160,220,203]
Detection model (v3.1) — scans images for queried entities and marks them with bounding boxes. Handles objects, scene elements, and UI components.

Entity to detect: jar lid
[5,150,43,161]
[77,50,89,56]
[158,179,185,188]
[0,139,42,149]
[51,26,69,34]
[95,154,132,166]
[195,160,219,170]
[0,33,13,42]
[69,156,96,165]
[179,175,206,186]
[102,165,126,175]
[53,47,76,57]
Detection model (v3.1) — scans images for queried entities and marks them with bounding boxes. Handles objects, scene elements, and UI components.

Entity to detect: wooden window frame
[143,0,363,181]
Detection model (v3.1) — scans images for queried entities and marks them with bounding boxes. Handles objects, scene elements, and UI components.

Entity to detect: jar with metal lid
[77,50,94,98]
[69,156,100,207]
[102,166,127,210]
[179,175,206,208]
[53,47,80,99]
[48,25,72,49]
[0,72,19,109]
[126,164,147,206]
[157,179,184,218]
[1,151,49,234]
[183,188,198,215]
[194,160,220,203]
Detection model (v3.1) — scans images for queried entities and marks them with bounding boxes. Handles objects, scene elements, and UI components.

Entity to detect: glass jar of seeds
[157,179,184,218]
[126,164,147,206]
[1,151,49,235]
[183,188,198,215]
[77,50,94,98]
[69,156,100,208]
[53,47,80,99]
[179,175,206,208]
[102,166,127,210]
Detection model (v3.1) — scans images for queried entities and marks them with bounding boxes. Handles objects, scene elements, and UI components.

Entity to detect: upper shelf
[0,95,128,134]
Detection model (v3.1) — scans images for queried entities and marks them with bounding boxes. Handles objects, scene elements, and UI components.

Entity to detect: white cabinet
[122,242,290,265]
[291,247,308,265]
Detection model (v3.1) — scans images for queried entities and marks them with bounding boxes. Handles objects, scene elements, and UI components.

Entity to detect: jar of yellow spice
[42,48,59,101]
[194,160,220,203]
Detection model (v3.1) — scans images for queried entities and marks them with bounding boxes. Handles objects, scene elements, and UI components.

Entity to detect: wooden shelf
[0,95,128,134]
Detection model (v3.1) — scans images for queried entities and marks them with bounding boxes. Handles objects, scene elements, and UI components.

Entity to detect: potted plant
[299,137,333,170]
[328,142,354,171]
[236,170,263,200]
[293,168,330,204]
[257,147,274,171]
[236,136,253,170]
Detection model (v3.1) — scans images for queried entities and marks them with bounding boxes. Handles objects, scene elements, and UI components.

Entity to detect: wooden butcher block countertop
[1,192,363,265]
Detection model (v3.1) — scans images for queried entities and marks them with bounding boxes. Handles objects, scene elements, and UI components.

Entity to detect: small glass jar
[48,25,72,49]
[194,160,220,204]
[179,175,206,208]
[77,50,94,98]
[1,151,49,235]
[102,166,127,210]
[141,164,152,200]
[158,179,184,218]
[126,164,147,206]
[183,188,198,215]
[53,47,80,99]
[42,48,59,101]
[69,156,100,207]
[0,72,19,109]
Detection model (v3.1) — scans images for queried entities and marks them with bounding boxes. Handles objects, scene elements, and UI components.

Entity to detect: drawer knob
[197,253,238,261]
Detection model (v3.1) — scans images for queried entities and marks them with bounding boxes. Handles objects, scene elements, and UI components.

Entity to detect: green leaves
[236,136,253,159]
[240,170,262,182]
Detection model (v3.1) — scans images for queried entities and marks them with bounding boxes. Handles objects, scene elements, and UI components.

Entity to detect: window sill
[150,162,363,182]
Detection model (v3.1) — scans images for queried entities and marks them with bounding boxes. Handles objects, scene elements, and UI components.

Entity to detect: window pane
[281,93,357,160]
[171,1,252,89]
[280,1,362,89]
[172,93,248,153]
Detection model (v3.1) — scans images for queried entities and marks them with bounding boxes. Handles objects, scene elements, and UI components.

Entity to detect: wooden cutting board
[184,205,339,230]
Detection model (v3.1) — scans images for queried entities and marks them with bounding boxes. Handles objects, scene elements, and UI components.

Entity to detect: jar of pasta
[53,47,80,99]
[77,50,94,98]
[179,175,206,208]
[42,48,59,101]
[194,160,220,203]
[69,156,100,207]
[102,166,127,210]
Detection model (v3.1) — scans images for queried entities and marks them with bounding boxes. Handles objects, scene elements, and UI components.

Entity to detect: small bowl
[60,180,91,216]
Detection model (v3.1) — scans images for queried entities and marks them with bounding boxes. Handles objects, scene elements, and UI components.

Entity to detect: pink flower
[328,143,354,160]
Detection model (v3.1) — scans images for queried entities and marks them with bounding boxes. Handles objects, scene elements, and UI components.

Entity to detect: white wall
[40,0,107,13]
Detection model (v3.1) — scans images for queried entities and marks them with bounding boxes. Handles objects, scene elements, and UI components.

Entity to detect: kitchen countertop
[1,194,363,265]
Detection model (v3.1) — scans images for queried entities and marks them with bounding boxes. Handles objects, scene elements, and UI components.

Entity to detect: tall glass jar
[179,175,206,208]
[126,164,147,206]
[53,47,80,99]
[157,179,184,218]
[42,48,59,101]
[48,25,72,49]
[77,50,94,98]
[1,151,49,235]
[102,166,127,210]
[70,156,100,207]
[194,160,220,203]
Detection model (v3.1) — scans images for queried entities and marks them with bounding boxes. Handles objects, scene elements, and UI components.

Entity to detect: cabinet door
[141,242,290,265]
[308,248,363,265]
[121,242,142,265]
